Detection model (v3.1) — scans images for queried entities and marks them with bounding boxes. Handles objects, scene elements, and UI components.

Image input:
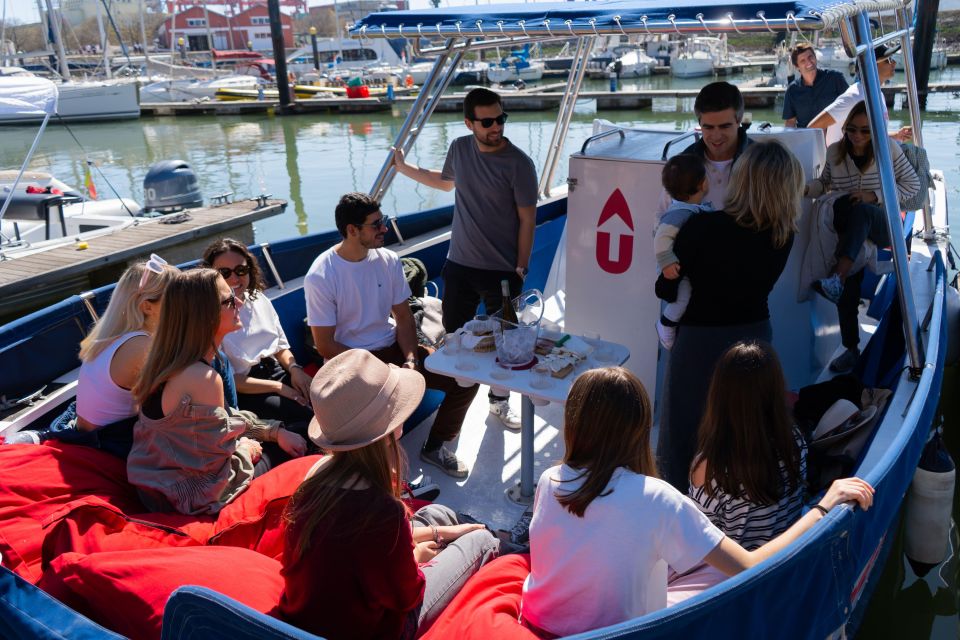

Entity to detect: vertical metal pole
[139,0,150,64]
[520,395,535,499]
[540,36,593,198]
[895,7,934,239]
[95,0,111,78]
[43,0,70,80]
[911,0,940,110]
[852,13,924,375]
[203,4,216,69]
[310,27,319,70]
[267,0,292,111]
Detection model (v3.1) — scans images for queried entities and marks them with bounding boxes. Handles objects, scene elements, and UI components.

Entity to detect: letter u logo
[596,189,634,274]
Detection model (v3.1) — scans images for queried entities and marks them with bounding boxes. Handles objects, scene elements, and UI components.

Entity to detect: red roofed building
[158,4,294,52]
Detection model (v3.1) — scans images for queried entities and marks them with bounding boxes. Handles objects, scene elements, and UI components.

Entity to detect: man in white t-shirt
[305,192,478,478]
[807,43,913,147]
[657,81,753,213]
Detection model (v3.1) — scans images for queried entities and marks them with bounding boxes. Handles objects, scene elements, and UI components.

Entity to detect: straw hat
[811,399,878,445]
[307,349,426,451]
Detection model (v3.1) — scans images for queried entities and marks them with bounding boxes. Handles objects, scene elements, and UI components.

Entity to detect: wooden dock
[0,198,286,323]
[140,82,960,117]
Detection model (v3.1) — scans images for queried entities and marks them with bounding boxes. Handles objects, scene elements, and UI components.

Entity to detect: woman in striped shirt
[804,100,919,371]
[689,340,807,549]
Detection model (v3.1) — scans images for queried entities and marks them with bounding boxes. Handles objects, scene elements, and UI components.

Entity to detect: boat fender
[945,285,960,365]
[903,430,956,576]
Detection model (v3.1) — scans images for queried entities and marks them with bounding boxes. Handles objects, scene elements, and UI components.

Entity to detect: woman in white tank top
[7,258,179,452]
[74,257,179,430]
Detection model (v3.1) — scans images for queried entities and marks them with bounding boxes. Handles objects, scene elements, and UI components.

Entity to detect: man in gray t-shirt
[393,87,538,430]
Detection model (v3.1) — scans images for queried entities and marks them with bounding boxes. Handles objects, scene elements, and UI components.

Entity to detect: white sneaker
[489,399,521,431]
[656,319,676,350]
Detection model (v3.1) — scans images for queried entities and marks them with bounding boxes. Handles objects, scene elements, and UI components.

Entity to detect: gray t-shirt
[441,135,538,271]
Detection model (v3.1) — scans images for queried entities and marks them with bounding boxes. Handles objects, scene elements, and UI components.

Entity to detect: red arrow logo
[596,189,634,274]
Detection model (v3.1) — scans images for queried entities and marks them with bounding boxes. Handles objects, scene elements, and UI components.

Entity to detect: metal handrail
[540,36,593,198]
[259,242,285,290]
[661,131,699,161]
[848,11,924,376]
[895,6,934,239]
[579,128,625,154]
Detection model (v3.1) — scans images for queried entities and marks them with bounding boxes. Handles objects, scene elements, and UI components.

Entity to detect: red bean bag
[38,546,285,640]
[207,454,322,559]
[420,554,538,640]
[39,495,212,573]
[0,442,144,582]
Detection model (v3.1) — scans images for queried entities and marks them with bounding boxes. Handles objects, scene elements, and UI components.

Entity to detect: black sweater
[671,212,793,326]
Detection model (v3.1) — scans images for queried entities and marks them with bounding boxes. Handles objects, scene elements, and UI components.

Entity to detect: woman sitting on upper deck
[127,268,307,515]
[280,349,499,640]
[805,101,920,373]
[657,140,804,491]
[201,238,313,429]
[6,257,179,455]
[520,367,873,638]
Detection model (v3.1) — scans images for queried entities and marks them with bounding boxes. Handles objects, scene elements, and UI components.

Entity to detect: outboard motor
[142,160,203,214]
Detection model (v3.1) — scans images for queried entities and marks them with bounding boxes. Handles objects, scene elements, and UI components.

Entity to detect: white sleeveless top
[76,331,148,428]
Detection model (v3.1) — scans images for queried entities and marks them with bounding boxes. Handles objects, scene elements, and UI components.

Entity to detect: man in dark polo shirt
[393,87,538,433]
[782,43,849,129]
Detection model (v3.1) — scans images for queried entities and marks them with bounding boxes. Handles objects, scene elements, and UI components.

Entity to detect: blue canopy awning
[349,0,910,39]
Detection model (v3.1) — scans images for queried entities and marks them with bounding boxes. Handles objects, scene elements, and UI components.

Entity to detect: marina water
[1,68,958,637]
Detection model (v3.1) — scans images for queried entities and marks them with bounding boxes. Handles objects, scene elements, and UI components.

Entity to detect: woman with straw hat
[279,349,500,639]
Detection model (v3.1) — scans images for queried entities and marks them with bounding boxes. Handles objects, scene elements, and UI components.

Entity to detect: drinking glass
[530,363,552,389]
[443,332,460,356]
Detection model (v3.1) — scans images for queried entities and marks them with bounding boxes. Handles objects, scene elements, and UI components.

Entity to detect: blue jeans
[47,401,136,459]
[834,198,891,262]
[411,504,500,634]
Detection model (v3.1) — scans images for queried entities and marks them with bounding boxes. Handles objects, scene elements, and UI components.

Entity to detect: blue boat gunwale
[0,0,952,638]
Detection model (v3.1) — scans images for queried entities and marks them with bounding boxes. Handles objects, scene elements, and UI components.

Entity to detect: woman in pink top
[521,367,874,638]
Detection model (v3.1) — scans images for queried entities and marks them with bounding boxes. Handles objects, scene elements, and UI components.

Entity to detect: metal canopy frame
[363,0,929,375]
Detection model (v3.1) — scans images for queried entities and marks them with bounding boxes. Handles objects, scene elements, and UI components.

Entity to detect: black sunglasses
[356,215,392,229]
[217,264,250,279]
[844,126,872,136]
[470,113,508,128]
[220,292,238,310]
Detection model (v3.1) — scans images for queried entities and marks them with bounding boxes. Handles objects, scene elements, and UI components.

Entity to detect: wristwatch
[404,358,421,368]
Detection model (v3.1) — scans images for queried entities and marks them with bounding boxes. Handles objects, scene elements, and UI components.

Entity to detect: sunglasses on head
[470,113,508,128]
[844,126,872,136]
[138,253,168,291]
[217,264,250,279]
[220,292,238,310]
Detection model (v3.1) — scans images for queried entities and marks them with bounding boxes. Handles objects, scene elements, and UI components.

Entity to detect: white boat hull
[671,56,714,78]
[0,80,140,124]
[487,61,544,84]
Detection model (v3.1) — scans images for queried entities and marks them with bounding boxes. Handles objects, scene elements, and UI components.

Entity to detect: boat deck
[0,199,285,322]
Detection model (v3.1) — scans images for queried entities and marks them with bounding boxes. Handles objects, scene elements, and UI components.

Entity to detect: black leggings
[236,357,313,433]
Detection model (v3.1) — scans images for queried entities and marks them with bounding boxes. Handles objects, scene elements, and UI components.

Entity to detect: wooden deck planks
[0,200,285,296]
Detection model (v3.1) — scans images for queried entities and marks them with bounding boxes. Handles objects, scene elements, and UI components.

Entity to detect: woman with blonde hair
[8,256,178,455]
[656,140,805,490]
[127,268,306,515]
[520,367,873,638]
[280,349,499,639]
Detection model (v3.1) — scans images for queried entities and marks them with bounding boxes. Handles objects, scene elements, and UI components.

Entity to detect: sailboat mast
[95,0,111,79]
[139,0,150,63]
[43,0,71,80]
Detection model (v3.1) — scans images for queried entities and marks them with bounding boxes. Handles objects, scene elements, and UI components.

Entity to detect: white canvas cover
[0,76,58,116]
